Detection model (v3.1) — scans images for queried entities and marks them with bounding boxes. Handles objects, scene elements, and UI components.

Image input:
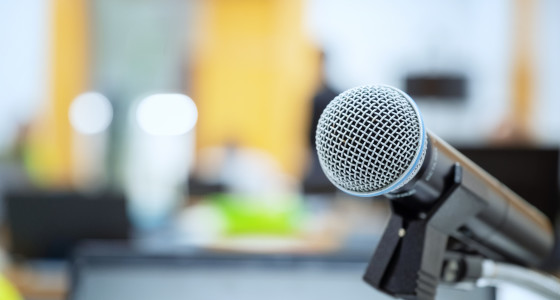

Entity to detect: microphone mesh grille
[315,85,424,195]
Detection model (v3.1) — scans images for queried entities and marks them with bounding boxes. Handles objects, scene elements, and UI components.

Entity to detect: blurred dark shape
[458,147,559,223]
[304,52,338,194]
[187,178,226,196]
[68,243,494,300]
[405,74,467,101]
[304,84,339,195]
[4,191,130,259]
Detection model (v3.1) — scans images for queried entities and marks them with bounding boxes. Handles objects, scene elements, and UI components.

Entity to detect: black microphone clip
[363,164,493,300]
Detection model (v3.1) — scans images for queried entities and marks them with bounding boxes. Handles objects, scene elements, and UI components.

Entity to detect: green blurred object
[211,193,303,235]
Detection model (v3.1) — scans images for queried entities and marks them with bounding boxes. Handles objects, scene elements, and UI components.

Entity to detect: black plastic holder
[363,164,486,300]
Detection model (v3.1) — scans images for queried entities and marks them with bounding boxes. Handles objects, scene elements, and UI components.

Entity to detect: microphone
[315,85,554,270]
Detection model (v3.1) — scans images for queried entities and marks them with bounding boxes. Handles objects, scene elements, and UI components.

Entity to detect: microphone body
[391,132,553,266]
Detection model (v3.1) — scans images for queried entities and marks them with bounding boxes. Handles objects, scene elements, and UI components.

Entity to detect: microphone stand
[437,251,560,298]
[362,164,560,300]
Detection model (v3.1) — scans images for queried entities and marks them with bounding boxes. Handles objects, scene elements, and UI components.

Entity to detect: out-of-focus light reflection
[69,92,113,134]
[136,94,198,136]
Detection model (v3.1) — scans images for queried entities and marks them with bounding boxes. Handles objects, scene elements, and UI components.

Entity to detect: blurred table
[1,196,392,300]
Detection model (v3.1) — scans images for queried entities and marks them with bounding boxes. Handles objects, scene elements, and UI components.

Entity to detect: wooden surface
[5,264,67,300]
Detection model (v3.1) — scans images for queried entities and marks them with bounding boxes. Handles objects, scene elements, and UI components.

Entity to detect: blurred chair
[4,191,130,259]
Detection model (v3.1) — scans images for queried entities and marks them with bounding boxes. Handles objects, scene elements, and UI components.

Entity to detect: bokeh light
[136,94,198,136]
[69,92,113,135]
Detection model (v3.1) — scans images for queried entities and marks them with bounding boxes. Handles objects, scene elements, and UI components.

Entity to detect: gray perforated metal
[315,85,426,196]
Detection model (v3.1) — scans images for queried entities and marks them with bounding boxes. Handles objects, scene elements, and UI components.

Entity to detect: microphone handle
[389,132,554,267]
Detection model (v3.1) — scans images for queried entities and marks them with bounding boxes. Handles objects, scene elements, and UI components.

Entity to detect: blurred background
[0,0,559,299]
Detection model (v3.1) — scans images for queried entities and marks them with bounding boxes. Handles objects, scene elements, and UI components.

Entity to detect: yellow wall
[193,0,319,178]
[25,0,88,187]
[511,0,535,137]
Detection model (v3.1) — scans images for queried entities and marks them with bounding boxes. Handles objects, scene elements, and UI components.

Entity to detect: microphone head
[315,85,427,196]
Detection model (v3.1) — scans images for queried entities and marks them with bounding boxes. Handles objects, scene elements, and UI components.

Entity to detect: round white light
[69,92,113,134]
[136,93,198,136]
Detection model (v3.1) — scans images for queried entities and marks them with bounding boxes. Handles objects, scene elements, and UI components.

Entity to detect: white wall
[534,0,560,144]
[306,0,559,145]
[0,0,50,151]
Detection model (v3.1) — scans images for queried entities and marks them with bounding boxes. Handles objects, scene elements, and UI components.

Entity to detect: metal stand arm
[478,259,560,299]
